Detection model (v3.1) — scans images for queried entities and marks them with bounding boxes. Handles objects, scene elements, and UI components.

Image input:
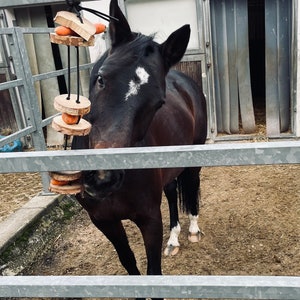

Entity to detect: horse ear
[160,24,190,71]
[109,0,133,47]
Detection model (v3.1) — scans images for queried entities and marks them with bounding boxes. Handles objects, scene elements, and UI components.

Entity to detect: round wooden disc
[49,171,82,182]
[52,115,91,136]
[54,94,91,115]
[50,33,95,47]
[49,181,83,195]
[54,11,96,41]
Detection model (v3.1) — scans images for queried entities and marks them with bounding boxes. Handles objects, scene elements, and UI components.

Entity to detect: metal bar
[236,0,256,133]
[41,112,61,127]
[0,275,299,299]
[0,27,53,35]
[21,27,53,34]
[0,141,299,173]
[13,27,49,190]
[277,0,291,132]
[13,27,47,150]
[0,126,34,148]
[202,0,217,138]
[0,79,24,91]
[0,0,91,9]
[265,1,280,136]
[210,0,224,133]
[32,63,93,82]
[226,0,239,133]
[0,28,14,34]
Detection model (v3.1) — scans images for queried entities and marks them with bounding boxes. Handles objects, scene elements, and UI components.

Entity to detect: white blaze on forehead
[125,66,149,101]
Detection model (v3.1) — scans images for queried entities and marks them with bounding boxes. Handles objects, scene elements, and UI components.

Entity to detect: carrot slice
[50,178,69,186]
[62,113,80,125]
[95,23,106,34]
[55,26,78,36]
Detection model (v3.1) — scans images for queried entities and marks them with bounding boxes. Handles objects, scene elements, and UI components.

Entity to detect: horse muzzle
[83,169,125,198]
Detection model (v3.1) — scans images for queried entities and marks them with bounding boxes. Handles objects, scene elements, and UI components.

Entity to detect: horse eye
[98,75,105,88]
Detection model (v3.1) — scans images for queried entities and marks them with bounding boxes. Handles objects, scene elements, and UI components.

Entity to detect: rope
[65,0,118,23]
[67,45,71,100]
[76,46,80,104]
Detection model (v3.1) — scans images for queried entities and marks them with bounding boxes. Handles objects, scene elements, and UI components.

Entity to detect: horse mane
[109,33,157,65]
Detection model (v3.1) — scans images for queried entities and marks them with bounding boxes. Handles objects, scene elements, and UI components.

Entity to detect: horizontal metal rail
[0,126,35,148]
[0,78,24,91]
[0,0,92,9]
[32,62,94,82]
[1,141,300,173]
[0,275,299,299]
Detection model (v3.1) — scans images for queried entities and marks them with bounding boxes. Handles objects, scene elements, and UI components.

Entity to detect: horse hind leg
[178,167,202,243]
[163,179,181,256]
[188,213,202,243]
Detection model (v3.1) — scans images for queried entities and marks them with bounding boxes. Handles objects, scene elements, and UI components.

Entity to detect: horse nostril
[97,170,107,181]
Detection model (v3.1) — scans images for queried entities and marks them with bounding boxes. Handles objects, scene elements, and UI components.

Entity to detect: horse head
[80,0,191,198]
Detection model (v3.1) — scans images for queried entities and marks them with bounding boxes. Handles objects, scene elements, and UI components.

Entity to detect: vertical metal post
[13,27,49,192]
[265,0,291,136]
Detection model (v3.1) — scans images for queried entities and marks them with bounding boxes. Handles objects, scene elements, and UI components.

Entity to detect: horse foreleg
[163,180,181,256]
[136,213,164,300]
[136,211,163,276]
[90,216,141,275]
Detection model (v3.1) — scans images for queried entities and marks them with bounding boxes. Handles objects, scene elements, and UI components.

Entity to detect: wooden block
[54,94,91,115]
[49,181,83,195]
[54,11,96,42]
[50,33,94,47]
[49,171,82,182]
[52,115,92,136]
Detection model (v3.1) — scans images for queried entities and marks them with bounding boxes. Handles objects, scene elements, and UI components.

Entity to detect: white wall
[82,0,110,62]
[83,0,200,60]
[125,0,199,50]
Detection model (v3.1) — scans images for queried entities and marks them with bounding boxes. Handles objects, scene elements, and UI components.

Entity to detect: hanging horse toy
[49,0,112,194]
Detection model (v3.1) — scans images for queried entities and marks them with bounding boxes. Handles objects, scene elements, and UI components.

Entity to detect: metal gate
[0,26,93,191]
[0,4,92,146]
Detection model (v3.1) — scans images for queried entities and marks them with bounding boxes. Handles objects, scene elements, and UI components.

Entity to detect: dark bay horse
[72,0,207,283]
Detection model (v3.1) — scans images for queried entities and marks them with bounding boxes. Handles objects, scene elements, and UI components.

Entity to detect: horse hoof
[188,231,201,243]
[164,245,180,256]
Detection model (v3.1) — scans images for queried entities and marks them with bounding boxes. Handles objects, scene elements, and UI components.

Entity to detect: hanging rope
[63,0,116,104]
[76,46,80,104]
[65,0,118,23]
[65,45,80,104]
[67,45,71,100]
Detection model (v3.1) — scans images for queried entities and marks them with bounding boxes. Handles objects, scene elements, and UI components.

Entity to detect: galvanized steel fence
[0,26,300,299]
[1,275,300,299]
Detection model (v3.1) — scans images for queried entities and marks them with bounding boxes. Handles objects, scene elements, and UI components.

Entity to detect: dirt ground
[0,173,43,223]
[0,164,297,280]
[0,164,299,296]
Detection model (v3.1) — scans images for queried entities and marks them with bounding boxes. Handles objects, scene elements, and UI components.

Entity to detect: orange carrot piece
[95,23,106,34]
[55,26,78,36]
[50,178,69,186]
[62,113,80,125]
